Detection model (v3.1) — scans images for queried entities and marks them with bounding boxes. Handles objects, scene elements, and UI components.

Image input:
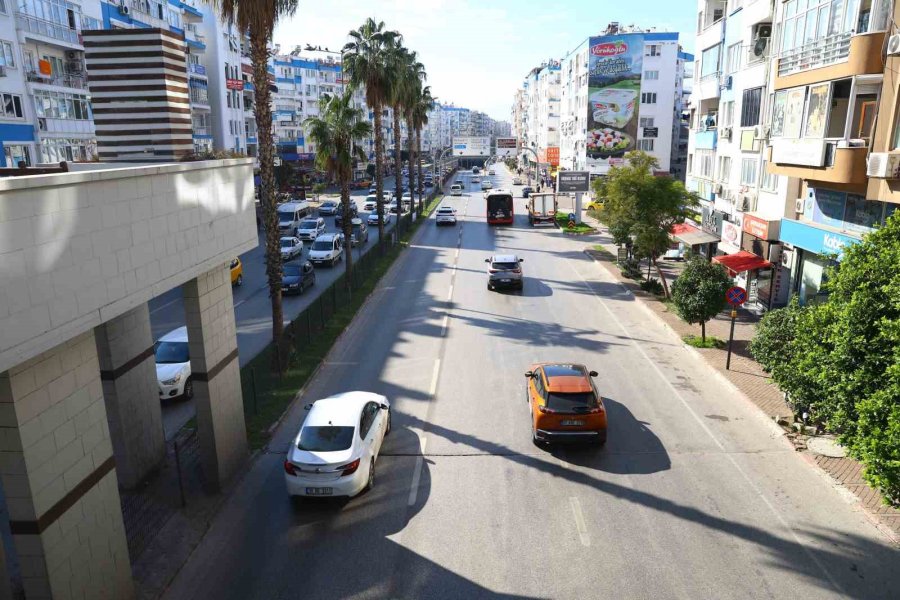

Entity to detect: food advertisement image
[586,33,644,172]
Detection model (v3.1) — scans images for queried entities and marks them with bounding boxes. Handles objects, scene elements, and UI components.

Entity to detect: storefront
[713,251,774,310]
[779,218,860,305]
[740,214,789,309]
[699,206,724,260]
[669,222,719,260]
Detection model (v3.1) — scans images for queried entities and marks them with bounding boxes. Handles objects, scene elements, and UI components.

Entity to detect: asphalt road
[149,175,412,439]
[163,163,900,599]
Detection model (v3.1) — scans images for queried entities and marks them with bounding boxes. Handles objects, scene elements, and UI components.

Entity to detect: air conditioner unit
[721,126,732,140]
[753,125,769,140]
[66,62,81,73]
[119,4,129,14]
[794,198,804,214]
[721,75,732,90]
[780,248,793,268]
[867,152,900,178]
[757,24,773,39]
[713,183,724,195]
[888,34,900,56]
[768,244,783,264]
[65,50,78,60]
[37,118,46,131]
[739,194,755,212]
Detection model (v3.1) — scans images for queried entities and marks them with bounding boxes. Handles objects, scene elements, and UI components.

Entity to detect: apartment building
[517,60,561,171]
[0,0,104,166]
[558,24,689,178]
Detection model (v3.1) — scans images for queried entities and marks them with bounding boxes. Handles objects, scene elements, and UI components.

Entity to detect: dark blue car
[281,261,316,295]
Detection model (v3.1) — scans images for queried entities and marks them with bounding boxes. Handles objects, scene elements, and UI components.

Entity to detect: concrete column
[183,264,247,491]
[0,332,133,599]
[94,303,165,489]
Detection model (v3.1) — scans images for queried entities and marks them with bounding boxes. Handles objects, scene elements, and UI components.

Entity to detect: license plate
[501,279,511,283]
[561,420,585,426]
[305,487,332,496]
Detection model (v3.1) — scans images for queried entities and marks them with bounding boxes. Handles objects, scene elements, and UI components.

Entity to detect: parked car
[586,198,604,211]
[281,261,316,294]
[230,257,243,286]
[284,392,391,499]
[280,236,304,261]
[318,200,340,216]
[308,233,344,267]
[296,217,326,242]
[367,211,392,225]
[485,254,524,291]
[350,218,369,246]
[450,184,463,196]
[522,186,533,198]
[435,205,457,226]
[155,327,192,401]
[525,363,606,446]
[334,203,359,227]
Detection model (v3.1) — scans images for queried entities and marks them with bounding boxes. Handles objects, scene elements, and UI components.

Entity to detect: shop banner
[720,219,742,254]
[586,33,644,174]
[779,218,860,259]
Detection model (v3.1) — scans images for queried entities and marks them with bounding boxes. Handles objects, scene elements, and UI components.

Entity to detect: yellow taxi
[525,363,607,446]
[230,257,243,286]
[586,198,604,212]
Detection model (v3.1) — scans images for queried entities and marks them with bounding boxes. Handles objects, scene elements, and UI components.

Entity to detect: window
[0,41,14,68]
[0,93,24,119]
[721,100,735,127]
[717,156,732,181]
[740,158,758,186]
[693,149,715,178]
[637,139,655,151]
[701,44,722,78]
[4,145,30,167]
[639,117,655,127]
[644,70,659,80]
[740,87,763,127]
[726,42,741,74]
[0,0,7,14]
[646,44,661,57]
[761,161,780,191]
[641,92,657,104]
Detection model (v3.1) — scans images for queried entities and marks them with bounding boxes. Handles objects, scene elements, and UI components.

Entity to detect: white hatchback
[435,205,457,226]
[155,327,192,401]
[284,392,391,499]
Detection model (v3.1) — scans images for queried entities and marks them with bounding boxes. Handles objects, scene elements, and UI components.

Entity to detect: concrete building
[558,24,689,176]
[519,60,561,171]
[0,158,256,597]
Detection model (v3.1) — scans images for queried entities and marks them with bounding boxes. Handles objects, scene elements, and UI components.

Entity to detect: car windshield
[300,220,318,228]
[546,391,598,413]
[278,213,293,224]
[297,426,355,451]
[322,201,336,207]
[492,261,519,270]
[154,341,189,364]
[280,240,294,249]
[352,225,362,235]
[283,265,301,277]
[311,239,332,251]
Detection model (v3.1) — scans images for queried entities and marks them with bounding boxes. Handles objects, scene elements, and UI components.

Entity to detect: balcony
[26,70,88,90]
[15,12,83,46]
[775,31,886,88]
[768,142,867,187]
[693,129,718,150]
[188,63,207,77]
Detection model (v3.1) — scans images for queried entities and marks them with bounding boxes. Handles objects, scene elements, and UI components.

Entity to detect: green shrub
[640,278,664,295]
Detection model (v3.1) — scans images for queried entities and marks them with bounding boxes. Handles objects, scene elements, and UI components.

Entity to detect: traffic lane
[419,192,900,597]
[163,189,487,599]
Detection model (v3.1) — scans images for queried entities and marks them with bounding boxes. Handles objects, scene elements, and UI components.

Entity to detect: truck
[526,193,557,227]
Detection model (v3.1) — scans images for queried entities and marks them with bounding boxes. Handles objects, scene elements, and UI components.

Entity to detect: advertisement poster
[783,88,806,139]
[804,84,829,138]
[586,33,644,173]
[771,90,786,137]
[810,188,846,229]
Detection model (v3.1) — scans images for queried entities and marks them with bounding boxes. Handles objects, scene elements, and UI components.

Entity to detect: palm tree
[210,0,298,343]
[343,18,399,244]
[386,41,409,226]
[397,51,425,218]
[305,91,372,285]
[412,85,434,212]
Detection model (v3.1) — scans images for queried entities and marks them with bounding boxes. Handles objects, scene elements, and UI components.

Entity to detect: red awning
[713,251,772,275]
[670,222,719,246]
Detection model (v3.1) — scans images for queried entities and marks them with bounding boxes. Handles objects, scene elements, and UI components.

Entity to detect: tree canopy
[670,257,732,342]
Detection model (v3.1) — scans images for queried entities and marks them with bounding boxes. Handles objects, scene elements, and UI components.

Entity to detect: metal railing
[778,32,851,77]
[15,12,79,44]
[26,70,88,89]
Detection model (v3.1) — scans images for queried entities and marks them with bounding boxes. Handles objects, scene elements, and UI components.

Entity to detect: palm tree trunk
[406,116,416,217]
[251,31,283,343]
[340,175,353,288]
[373,104,385,243]
[392,107,402,231]
[416,127,424,212]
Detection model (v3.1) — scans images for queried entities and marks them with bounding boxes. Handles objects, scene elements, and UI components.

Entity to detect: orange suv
[525,363,607,446]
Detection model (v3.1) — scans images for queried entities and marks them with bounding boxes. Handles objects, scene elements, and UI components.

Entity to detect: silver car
[485,254,524,291]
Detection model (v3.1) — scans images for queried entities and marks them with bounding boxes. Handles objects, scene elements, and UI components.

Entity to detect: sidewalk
[583,214,900,542]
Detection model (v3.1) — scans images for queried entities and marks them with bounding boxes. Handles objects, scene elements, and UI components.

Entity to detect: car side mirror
[379,403,389,410]
[484,258,490,263]
[519,258,524,262]
[589,370,598,377]
[525,371,534,378]
[304,403,313,410]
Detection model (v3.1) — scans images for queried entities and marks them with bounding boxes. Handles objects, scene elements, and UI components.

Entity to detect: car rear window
[280,239,293,248]
[297,426,354,451]
[311,239,332,251]
[300,219,318,228]
[546,391,598,413]
[283,265,301,277]
[155,341,189,364]
[492,261,519,270]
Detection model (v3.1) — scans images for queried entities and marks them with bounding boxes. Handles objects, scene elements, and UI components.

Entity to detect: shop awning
[670,222,719,246]
[713,251,772,275]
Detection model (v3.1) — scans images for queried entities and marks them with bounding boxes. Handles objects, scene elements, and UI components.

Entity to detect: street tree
[387,40,408,218]
[412,85,434,212]
[670,257,731,343]
[305,91,372,287]
[597,151,698,297]
[210,0,299,344]
[344,18,400,243]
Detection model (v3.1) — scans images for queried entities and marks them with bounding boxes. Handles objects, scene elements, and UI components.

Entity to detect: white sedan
[368,211,391,225]
[435,205,457,226]
[280,236,303,261]
[284,392,391,499]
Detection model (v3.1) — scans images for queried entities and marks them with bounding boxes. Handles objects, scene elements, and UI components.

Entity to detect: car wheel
[366,457,375,491]
[183,377,194,401]
[487,283,493,291]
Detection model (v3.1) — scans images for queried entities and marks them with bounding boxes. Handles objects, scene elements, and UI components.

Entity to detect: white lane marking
[447,284,454,301]
[408,435,428,506]
[429,358,441,396]
[570,261,847,596]
[440,314,449,336]
[569,497,591,547]
[454,248,460,259]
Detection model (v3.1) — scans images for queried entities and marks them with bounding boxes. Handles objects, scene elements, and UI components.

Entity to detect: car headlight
[162,373,183,386]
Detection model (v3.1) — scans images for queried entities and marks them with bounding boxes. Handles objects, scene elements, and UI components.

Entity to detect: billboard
[495,137,517,157]
[586,33,644,173]
[452,136,491,156]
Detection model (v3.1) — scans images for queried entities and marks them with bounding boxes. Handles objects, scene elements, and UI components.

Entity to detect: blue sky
[275,0,696,121]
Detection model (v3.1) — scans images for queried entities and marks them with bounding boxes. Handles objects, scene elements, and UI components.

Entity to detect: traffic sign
[726,286,747,306]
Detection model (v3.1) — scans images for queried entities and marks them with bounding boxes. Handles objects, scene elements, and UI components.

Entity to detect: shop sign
[546,146,560,166]
[779,218,860,259]
[557,171,590,193]
[720,219,742,254]
[226,78,244,91]
[642,127,658,138]
[742,213,779,240]
[701,206,723,236]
